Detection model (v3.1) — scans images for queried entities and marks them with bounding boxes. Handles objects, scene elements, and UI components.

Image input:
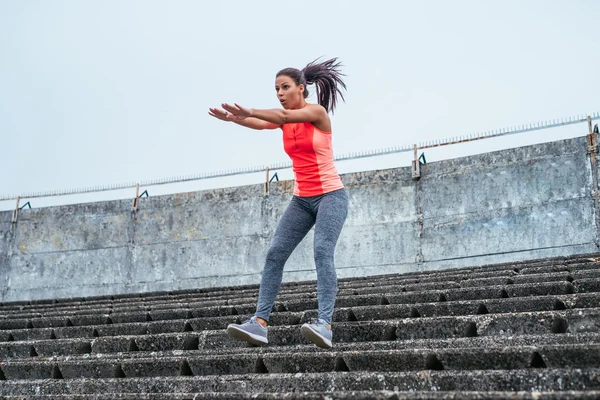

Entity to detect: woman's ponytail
[301,58,346,113]
[277,57,347,113]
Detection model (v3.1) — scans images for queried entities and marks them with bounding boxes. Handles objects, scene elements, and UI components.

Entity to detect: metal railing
[2,112,599,204]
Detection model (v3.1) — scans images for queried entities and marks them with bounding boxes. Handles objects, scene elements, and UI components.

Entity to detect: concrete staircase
[0,254,600,399]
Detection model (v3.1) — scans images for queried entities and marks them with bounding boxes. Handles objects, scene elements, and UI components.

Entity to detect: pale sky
[1,1,599,211]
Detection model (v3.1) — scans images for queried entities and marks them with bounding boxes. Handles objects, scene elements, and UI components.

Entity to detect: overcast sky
[1,1,599,211]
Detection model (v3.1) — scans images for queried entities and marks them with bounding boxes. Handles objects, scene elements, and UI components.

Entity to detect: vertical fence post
[588,116,597,154]
[412,145,421,180]
[11,197,20,224]
[264,168,270,196]
[132,184,140,213]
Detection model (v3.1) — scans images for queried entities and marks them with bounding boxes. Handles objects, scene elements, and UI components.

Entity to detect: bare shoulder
[308,103,331,132]
[307,103,328,116]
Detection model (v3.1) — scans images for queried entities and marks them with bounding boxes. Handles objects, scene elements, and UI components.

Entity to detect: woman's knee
[314,242,335,262]
[266,244,290,264]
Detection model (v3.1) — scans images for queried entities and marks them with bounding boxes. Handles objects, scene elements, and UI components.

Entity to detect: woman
[208,58,348,349]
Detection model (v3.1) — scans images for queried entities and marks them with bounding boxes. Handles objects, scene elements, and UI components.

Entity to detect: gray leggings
[255,188,349,324]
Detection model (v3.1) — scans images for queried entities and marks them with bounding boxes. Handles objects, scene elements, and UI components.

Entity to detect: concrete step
[320,292,600,322]
[457,270,591,288]
[0,369,598,395]
[0,312,300,342]
[520,261,600,275]
[575,278,600,293]
[280,281,577,312]
[0,298,256,322]
[1,344,597,380]
[0,331,600,361]
[335,263,599,291]
[0,337,93,359]
[4,331,600,367]
[4,392,600,400]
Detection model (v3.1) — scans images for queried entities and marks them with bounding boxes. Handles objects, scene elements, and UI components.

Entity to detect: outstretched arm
[234,118,281,130]
[208,107,280,130]
[222,103,328,126]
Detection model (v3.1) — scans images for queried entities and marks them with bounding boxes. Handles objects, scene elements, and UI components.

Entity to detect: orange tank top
[282,121,344,197]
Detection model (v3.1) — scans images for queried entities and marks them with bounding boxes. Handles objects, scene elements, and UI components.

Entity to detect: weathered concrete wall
[1,135,598,302]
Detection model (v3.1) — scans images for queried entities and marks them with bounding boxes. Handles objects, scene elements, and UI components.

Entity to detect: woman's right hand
[208,107,246,122]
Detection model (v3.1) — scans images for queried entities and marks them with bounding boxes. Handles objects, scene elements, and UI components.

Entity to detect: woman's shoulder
[306,103,328,114]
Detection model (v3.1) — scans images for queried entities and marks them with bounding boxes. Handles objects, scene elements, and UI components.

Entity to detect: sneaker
[301,318,333,349]
[226,316,268,345]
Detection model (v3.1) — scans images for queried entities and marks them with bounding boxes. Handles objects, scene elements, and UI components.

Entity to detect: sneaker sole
[301,323,333,349]
[226,325,268,346]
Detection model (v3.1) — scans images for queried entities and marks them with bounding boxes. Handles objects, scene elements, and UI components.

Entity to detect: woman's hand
[221,103,254,119]
[209,105,280,130]
[209,107,238,121]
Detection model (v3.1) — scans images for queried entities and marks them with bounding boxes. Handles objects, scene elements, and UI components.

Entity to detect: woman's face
[275,75,304,109]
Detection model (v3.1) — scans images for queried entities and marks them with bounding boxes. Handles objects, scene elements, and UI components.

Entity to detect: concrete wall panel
[421,198,596,262]
[6,246,130,295]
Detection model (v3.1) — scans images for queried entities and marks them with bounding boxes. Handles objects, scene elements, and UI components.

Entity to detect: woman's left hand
[222,103,254,119]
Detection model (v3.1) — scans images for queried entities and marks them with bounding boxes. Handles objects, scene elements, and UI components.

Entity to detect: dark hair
[276,57,346,113]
